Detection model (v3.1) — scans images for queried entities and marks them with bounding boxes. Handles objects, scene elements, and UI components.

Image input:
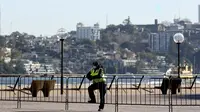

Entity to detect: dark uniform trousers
[88,82,107,109]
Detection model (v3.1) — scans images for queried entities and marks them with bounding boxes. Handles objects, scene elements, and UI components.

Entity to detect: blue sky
[0,0,200,36]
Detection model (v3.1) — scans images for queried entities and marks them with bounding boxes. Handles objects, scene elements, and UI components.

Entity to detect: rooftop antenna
[10,22,12,34]
[106,14,108,28]
[177,0,181,19]
[174,14,176,23]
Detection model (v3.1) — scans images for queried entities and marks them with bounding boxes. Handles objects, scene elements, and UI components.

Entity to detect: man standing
[86,61,107,111]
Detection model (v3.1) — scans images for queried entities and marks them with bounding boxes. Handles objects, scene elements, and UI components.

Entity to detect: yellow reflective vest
[90,68,106,83]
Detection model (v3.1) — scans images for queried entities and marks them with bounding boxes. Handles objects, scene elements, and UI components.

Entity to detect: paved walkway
[0,101,200,112]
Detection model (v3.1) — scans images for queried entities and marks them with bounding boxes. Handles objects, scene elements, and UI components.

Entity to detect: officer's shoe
[98,108,103,111]
[88,100,96,103]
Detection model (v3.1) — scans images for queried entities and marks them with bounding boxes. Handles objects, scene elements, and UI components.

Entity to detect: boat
[166,61,193,78]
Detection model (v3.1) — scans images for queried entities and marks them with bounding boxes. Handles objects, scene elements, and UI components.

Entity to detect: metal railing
[0,74,200,112]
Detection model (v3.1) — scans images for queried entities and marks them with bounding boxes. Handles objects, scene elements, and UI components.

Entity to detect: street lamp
[57,28,66,95]
[168,33,185,112]
[173,33,185,78]
[60,37,64,95]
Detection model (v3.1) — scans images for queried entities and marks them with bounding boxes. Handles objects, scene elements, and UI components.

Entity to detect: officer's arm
[86,71,92,80]
[92,68,102,79]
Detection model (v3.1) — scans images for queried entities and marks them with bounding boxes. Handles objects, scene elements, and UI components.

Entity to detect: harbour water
[0,75,199,86]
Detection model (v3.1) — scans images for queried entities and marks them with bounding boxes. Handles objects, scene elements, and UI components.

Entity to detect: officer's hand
[86,76,92,81]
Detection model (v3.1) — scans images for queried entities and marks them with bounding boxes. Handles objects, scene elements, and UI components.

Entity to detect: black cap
[92,61,99,66]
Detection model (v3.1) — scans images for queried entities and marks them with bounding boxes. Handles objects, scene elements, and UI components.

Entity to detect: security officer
[86,61,107,111]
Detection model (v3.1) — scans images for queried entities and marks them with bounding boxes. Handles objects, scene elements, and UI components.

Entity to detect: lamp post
[60,38,64,95]
[57,28,66,95]
[173,33,185,78]
[168,33,184,112]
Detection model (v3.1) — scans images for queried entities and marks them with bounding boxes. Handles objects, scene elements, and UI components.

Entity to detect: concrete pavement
[0,101,200,112]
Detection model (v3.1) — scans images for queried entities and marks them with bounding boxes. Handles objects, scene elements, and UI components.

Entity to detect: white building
[34,64,55,74]
[23,60,55,75]
[0,47,11,63]
[23,60,40,74]
[76,23,100,40]
[2,48,11,57]
[122,59,137,67]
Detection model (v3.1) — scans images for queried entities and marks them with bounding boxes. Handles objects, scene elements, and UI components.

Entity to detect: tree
[105,66,116,74]
[168,36,177,57]
[120,42,134,50]
[7,31,32,53]
[34,45,46,53]
[68,31,76,36]
[0,48,5,61]
[168,36,195,65]
[2,63,15,74]
[165,54,175,64]
[120,41,148,53]
[0,60,26,74]
[14,60,26,74]
[194,50,200,73]
[106,24,118,32]
[161,21,172,27]
[180,42,195,63]
[11,49,21,60]
[135,60,145,73]
[123,16,131,26]
[77,39,95,46]
[141,31,150,39]
[126,66,137,74]
[0,36,6,47]
[137,52,157,63]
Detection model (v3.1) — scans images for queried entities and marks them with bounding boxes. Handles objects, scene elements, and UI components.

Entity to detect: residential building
[121,48,136,60]
[23,60,55,75]
[122,59,137,67]
[48,41,60,53]
[157,56,167,66]
[47,36,60,43]
[159,32,171,52]
[102,51,121,60]
[135,19,166,33]
[24,60,41,74]
[149,33,159,52]
[76,22,100,40]
[149,32,171,52]
[167,24,184,31]
[141,66,163,74]
[34,64,55,74]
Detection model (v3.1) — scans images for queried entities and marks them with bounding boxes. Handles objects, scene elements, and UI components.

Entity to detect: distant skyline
[0,0,200,36]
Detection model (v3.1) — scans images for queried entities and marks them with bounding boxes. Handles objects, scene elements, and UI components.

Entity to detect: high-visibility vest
[90,68,106,83]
